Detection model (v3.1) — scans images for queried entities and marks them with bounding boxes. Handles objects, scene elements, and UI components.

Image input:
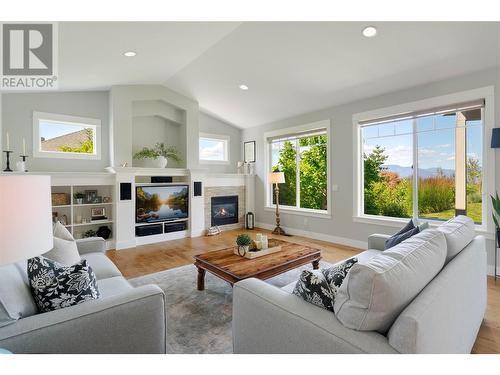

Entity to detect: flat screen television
[136,184,189,223]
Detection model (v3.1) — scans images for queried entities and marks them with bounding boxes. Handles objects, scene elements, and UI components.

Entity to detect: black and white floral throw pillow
[322,257,358,296]
[28,256,100,313]
[293,270,335,311]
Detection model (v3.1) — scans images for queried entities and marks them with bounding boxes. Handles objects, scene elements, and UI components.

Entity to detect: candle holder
[3,150,13,172]
[17,155,29,172]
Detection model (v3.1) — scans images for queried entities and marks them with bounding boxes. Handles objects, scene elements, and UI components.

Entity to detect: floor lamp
[269,172,286,235]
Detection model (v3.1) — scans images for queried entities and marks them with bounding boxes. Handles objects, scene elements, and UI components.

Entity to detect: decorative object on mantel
[247,162,255,175]
[245,212,254,229]
[2,132,13,172]
[16,138,29,172]
[491,192,500,279]
[235,234,252,256]
[269,171,286,235]
[244,141,256,163]
[133,142,182,168]
[237,161,245,174]
[206,226,221,236]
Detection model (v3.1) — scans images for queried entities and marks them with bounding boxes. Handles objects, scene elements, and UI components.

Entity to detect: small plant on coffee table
[236,234,252,256]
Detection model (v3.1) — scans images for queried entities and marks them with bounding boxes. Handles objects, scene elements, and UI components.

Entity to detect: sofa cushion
[0,261,38,327]
[44,237,81,266]
[385,226,420,249]
[281,250,382,294]
[53,221,75,241]
[28,256,100,313]
[97,276,132,298]
[436,215,475,264]
[81,253,122,280]
[334,229,447,333]
[322,257,358,295]
[293,270,335,311]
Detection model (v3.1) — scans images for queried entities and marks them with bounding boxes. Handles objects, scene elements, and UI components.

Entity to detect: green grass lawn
[420,202,482,224]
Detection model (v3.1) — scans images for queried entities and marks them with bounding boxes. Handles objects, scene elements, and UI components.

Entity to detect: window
[359,100,484,224]
[265,120,330,215]
[33,111,101,160]
[199,133,229,164]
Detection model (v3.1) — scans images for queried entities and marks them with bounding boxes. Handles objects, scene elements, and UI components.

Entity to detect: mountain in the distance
[384,165,455,178]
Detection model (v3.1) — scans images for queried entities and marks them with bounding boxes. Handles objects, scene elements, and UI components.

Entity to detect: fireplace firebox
[211,195,239,226]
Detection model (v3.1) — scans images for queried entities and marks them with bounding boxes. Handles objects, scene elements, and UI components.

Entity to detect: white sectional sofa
[233,216,487,354]
[0,238,166,354]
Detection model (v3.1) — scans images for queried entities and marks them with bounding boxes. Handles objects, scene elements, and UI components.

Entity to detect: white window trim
[264,119,332,217]
[33,111,101,160]
[199,132,230,165]
[352,86,495,233]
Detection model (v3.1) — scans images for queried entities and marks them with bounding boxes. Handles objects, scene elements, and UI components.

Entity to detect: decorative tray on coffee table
[234,239,286,259]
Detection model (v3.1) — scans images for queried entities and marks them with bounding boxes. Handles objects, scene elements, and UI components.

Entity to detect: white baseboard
[255,221,368,250]
[487,265,500,277]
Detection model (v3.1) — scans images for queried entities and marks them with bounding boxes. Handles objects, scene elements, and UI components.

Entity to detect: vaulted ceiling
[59,22,500,128]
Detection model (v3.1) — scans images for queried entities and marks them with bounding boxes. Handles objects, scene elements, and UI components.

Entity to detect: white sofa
[233,217,487,354]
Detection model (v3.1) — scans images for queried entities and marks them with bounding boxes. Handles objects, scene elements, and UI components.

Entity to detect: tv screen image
[136,185,189,223]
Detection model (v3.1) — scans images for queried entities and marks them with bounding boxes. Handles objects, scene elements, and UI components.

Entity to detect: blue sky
[199,138,224,160]
[39,121,87,140]
[363,115,482,170]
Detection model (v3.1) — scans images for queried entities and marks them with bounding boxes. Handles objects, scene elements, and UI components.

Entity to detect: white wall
[132,116,184,168]
[199,112,242,173]
[1,91,110,172]
[243,66,500,270]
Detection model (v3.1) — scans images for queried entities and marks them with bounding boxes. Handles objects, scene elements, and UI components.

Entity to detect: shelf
[72,220,114,227]
[135,218,189,226]
[73,202,114,207]
[53,205,71,208]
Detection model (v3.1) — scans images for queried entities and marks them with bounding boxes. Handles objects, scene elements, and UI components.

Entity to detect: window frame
[198,132,230,165]
[33,111,101,160]
[352,87,495,234]
[264,120,332,218]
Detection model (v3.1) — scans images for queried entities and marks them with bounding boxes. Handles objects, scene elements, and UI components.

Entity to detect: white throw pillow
[43,222,80,265]
[334,229,447,333]
[436,215,475,264]
[53,221,74,241]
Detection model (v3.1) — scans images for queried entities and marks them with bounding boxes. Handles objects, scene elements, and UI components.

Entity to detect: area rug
[129,261,330,354]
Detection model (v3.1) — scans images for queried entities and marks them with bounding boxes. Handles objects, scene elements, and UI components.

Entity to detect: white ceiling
[59,22,500,128]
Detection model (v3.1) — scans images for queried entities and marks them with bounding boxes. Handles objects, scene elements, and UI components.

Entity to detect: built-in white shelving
[51,182,115,250]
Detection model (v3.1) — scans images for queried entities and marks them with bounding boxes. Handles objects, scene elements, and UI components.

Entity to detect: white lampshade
[269,172,285,184]
[0,175,53,265]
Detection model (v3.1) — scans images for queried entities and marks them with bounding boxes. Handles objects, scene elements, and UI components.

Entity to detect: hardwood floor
[106,227,500,354]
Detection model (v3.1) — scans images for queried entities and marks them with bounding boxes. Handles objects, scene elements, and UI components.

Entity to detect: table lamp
[269,171,286,235]
[0,175,53,265]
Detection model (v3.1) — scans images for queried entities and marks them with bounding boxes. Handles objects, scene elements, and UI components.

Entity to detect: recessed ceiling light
[123,51,137,57]
[362,26,377,38]
[239,84,249,90]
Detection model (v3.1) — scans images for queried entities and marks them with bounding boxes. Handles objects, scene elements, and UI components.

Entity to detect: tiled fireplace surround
[204,186,246,231]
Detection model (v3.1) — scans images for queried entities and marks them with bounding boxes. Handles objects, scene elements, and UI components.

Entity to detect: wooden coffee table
[193,240,321,290]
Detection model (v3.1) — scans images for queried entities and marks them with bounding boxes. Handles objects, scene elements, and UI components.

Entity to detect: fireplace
[211,195,239,226]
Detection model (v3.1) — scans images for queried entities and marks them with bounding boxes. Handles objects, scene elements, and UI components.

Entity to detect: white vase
[237,245,250,256]
[151,156,168,168]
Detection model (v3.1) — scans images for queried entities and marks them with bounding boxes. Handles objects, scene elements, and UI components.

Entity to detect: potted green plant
[82,229,97,238]
[236,234,252,256]
[492,192,500,247]
[133,143,182,168]
[73,192,85,205]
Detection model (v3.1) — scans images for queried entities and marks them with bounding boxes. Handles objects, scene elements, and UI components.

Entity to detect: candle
[22,138,26,155]
[5,132,9,150]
